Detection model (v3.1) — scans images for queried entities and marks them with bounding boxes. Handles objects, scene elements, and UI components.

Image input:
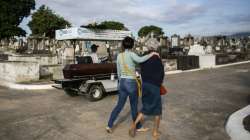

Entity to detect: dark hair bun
[122,36,134,49]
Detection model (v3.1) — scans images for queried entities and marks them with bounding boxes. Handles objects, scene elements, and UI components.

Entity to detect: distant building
[171,34,180,48]
[159,36,170,48]
[183,34,194,47]
[216,36,227,47]
[180,38,184,47]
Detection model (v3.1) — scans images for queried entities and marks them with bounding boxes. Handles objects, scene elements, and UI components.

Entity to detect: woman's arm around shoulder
[130,52,159,63]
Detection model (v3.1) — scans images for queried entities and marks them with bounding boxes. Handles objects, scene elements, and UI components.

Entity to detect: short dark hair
[122,36,134,49]
[91,44,99,53]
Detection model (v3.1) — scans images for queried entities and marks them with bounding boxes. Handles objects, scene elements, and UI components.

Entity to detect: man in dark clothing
[129,47,165,139]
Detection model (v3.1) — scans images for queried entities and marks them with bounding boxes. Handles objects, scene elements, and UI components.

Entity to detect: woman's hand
[150,52,160,57]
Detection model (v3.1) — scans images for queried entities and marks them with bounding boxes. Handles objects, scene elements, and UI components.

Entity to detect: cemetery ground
[0,63,249,140]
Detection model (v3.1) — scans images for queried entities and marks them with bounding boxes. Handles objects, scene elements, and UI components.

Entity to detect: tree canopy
[28,5,71,38]
[138,25,164,37]
[0,0,35,39]
[82,21,128,30]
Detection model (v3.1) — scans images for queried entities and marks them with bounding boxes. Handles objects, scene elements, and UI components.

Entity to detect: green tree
[138,25,164,37]
[82,21,128,30]
[0,0,35,39]
[28,5,71,38]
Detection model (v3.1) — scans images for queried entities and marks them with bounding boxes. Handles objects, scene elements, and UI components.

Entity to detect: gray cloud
[36,0,206,30]
[18,0,249,36]
[163,4,206,24]
[227,14,250,24]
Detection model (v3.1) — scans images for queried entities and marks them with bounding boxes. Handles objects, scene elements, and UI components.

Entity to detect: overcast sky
[20,0,250,37]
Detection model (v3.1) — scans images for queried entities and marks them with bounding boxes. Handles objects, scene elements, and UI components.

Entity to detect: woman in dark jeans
[106,37,158,133]
[129,46,164,139]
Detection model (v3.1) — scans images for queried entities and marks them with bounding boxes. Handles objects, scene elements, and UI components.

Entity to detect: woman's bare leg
[130,112,143,130]
[152,116,161,137]
[135,113,144,126]
[129,113,144,137]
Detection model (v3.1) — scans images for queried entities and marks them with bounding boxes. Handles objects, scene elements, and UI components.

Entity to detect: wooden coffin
[63,63,117,79]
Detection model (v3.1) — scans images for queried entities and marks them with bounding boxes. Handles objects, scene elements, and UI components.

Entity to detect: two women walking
[106,36,165,139]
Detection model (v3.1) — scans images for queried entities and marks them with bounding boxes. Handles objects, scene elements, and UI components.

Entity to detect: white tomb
[188,44,216,68]
[188,44,206,56]
[199,54,216,68]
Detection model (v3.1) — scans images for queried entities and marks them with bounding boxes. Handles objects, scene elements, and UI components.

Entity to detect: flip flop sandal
[152,131,161,137]
[137,127,149,132]
[106,127,113,133]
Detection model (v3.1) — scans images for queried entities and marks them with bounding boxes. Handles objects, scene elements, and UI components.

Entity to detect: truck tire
[64,89,79,97]
[86,84,104,101]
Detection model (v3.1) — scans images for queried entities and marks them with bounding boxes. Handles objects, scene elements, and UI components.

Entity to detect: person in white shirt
[89,44,101,63]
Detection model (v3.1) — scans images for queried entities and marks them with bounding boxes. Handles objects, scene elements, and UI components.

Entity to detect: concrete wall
[40,65,64,80]
[0,61,39,83]
[8,55,58,65]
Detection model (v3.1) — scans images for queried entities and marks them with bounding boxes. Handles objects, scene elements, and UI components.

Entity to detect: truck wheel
[86,85,104,101]
[64,89,79,97]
